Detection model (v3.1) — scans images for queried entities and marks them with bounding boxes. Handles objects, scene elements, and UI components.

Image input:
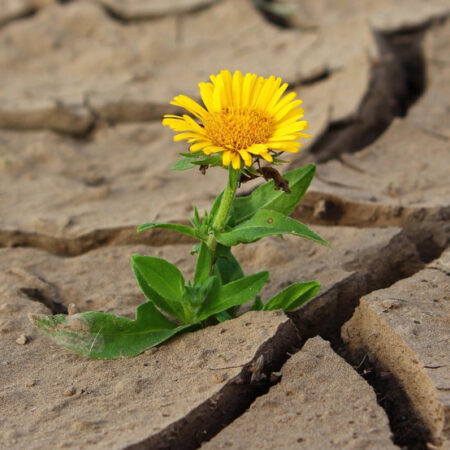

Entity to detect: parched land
[0,0,449,448]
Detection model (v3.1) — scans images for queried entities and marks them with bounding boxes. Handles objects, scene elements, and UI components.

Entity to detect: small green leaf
[209,190,224,224]
[137,222,198,239]
[231,164,316,225]
[197,271,269,321]
[194,242,212,285]
[250,295,264,311]
[263,281,320,311]
[215,244,244,284]
[192,206,201,228]
[30,302,193,359]
[216,209,329,247]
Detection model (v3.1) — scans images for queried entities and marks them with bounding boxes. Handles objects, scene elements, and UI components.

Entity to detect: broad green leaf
[231,164,316,225]
[216,209,329,247]
[132,261,179,320]
[137,222,198,239]
[30,302,193,359]
[215,244,244,284]
[263,281,320,311]
[197,271,269,321]
[250,295,264,311]
[194,242,212,285]
[132,255,185,301]
[132,255,189,323]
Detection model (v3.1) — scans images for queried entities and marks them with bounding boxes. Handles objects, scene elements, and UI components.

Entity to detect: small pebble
[145,347,159,355]
[25,380,37,387]
[211,372,228,384]
[68,303,80,315]
[16,334,28,345]
[381,299,401,310]
[64,387,77,397]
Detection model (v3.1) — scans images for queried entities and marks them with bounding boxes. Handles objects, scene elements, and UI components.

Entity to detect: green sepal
[197,271,269,321]
[231,164,316,225]
[30,302,194,359]
[216,209,329,247]
[263,281,320,311]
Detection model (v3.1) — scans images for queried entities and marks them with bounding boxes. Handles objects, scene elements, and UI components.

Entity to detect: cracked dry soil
[0,1,449,449]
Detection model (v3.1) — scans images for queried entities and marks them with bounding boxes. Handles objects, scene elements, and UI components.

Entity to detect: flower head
[163,70,310,170]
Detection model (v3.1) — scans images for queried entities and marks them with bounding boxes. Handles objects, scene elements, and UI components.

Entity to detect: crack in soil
[20,287,68,314]
[292,27,427,165]
[123,319,302,450]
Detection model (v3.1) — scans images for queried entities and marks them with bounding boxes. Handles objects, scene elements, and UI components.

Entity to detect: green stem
[207,166,239,254]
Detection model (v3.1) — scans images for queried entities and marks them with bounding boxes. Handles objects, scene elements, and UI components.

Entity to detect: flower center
[203,107,275,151]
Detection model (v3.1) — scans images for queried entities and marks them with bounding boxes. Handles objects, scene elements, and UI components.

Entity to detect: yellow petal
[199,82,215,112]
[220,70,233,106]
[173,132,204,142]
[190,141,212,152]
[238,149,253,166]
[270,91,298,116]
[274,100,303,122]
[222,150,232,166]
[247,143,267,155]
[231,152,241,169]
[242,73,257,107]
[232,70,243,108]
[260,152,273,162]
[266,82,289,111]
[170,95,207,119]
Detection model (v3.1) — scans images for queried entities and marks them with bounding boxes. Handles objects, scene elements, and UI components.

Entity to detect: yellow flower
[163,70,310,170]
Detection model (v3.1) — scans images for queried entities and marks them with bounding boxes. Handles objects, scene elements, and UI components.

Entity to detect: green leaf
[209,190,224,224]
[132,255,189,323]
[137,222,198,240]
[171,157,196,171]
[216,209,329,247]
[191,206,201,228]
[231,164,316,225]
[132,255,185,301]
[194,242,212,285]
[191,154,222,166]
[132,260,180,319]
[30,302,193,359]
[215,244,244,284]
[215,311,233,322]
[263,281,320,311]
[197,271,269,321]
[250,295,264,311]
[171,153,223,171]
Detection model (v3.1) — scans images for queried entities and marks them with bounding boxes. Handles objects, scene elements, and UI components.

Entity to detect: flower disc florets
[163,70,310,170]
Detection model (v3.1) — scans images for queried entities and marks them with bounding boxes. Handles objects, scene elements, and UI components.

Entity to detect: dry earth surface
[0,0,449,449]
